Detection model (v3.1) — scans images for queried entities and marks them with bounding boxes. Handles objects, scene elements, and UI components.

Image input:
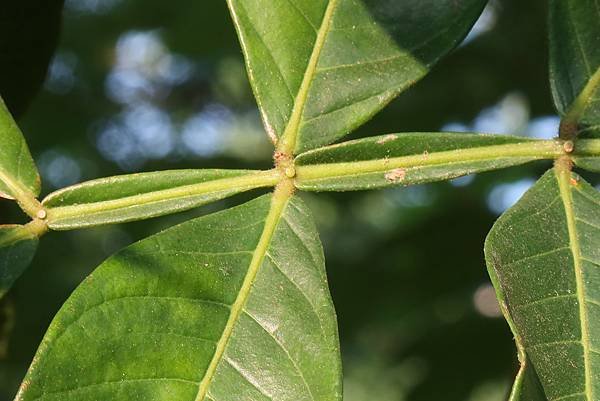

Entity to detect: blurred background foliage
[1,0,595,400]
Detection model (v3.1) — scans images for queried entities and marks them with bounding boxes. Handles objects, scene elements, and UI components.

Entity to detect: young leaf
[227,0,487,153]
[0,225,38,298]
[16,194,342,401]
[295,133,562,191]
[549,0,600,134]
[0,97,41,201]
[43,169,280,230]
[485,167,600,401]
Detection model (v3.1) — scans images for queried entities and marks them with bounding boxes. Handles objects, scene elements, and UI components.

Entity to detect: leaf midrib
[555,166,594,401]
[277,0,340,154]
[193,184,292,401]
[564,66,600,129]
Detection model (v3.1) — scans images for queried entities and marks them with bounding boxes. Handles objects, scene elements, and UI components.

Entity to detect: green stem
[45,169,281,229]
[0,220,47,247]
[573,139,600,156]
[276,0,340,155]
[0,169,44,219]
[295,139,566,182]
[560,67,600,139]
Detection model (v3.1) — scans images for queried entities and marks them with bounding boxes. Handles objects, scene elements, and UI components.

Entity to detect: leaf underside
[485,169,600,401]
[0,226,38,299]
[16,195,342,401]
[296,132,540,191]
[43,169,262,229]
[549,0,600,131]
[228,0,486,153]
[0,98,40,200]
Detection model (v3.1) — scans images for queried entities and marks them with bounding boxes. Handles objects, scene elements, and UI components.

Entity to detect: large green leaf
[295,133,561,191]
[485,168,600,401]
[16,194,342,401]
[0,225,38,298]
[43,169,280,230]
[549,0,600,134]
[228,0,487,153]
[0,98,40,200]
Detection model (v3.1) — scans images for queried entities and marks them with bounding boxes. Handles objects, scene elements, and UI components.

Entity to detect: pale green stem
[295,140,566,182]
[45,170,281,228]
[560,67,600,139]
[0,220,47,247]
[574,139,600,156]
[0,169,44,219]
[276,0,340,155]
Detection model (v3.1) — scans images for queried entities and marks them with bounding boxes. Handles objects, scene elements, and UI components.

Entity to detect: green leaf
[16,194,342,401]
[0,97,41,201]
[485,167,600,401]
[43,169,280,230]
[0,225,38,298]
[549,0,600,133]
[295,133,561,191]
[228,0,487,153]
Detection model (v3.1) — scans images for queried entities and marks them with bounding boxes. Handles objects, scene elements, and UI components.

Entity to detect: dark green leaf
[43,169,280,230]
[485,168,600,401]
[0,225,38,298]
[0,98,41,200]
[295,133,559,191]
[16,194,342,401]
[228,0,487,153]
[549,0,600,134]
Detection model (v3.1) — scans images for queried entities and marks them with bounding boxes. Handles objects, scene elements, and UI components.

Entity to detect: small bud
[285,166,296,178]
[563,140,575,153]
[36,209,47,219]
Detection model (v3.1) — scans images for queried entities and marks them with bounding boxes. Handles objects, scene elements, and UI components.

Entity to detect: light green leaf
[0,97,40,200]
[43,169,280,230]
[485,167,600,401]
[16,194,342,401]
[549,0,600,134]
[295,133,562,191]
[0,225,38,298]
[228,0,487,153]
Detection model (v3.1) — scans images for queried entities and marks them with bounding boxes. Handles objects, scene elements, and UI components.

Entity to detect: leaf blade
[16,194,342,401]
[0,225,38,298]
[485,168,600,401]
[549,0,600,133]
[228,0,487,153]
[43,169,280,229]
[295,133,561,191]
[0,98,41,201]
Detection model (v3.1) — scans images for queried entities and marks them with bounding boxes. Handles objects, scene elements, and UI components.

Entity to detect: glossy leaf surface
[43,169,279,230]
[0,98,40,200]
[227,0,486,153]
[17,194,342,401]
[485,168,600,401]
[549,0,600,132]
[295,133,558,191]
[0,225,38,298]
